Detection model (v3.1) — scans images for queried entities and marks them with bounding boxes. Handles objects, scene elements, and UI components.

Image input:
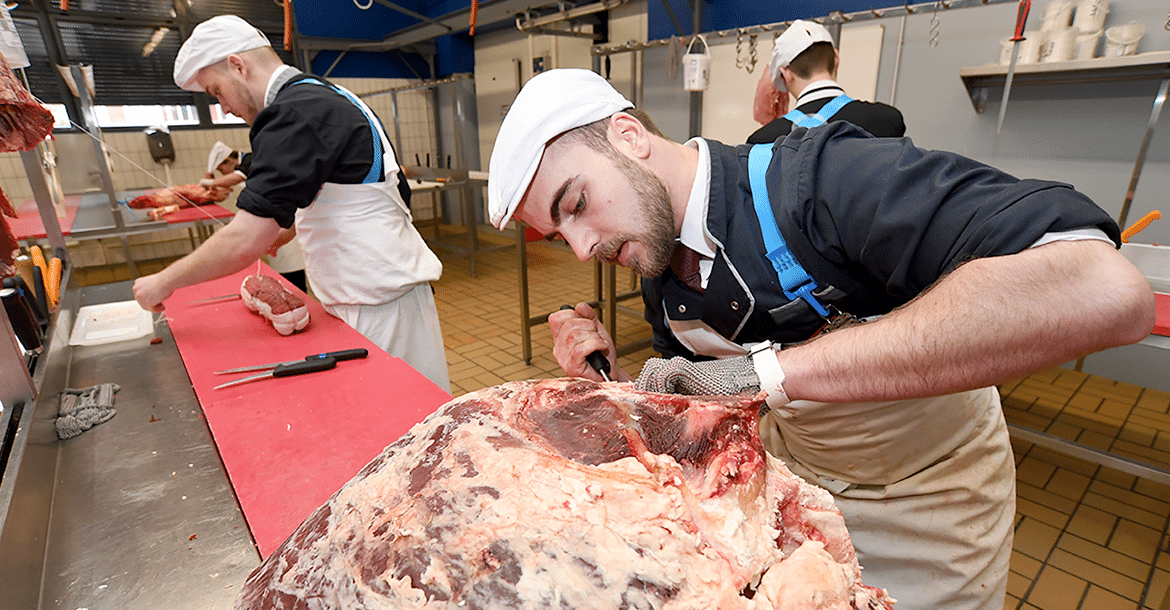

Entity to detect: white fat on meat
[239,275,310,336]
[234,379,895,610]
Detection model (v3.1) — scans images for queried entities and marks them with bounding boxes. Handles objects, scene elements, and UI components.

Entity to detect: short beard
[600,152,676,277]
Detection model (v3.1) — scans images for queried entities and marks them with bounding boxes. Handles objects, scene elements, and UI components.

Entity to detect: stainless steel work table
[0,280,259,609]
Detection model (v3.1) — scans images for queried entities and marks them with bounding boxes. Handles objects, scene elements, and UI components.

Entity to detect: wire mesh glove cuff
[635,355,760,396]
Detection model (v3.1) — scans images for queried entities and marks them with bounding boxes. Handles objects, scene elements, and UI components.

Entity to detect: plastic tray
[69,300,155,346]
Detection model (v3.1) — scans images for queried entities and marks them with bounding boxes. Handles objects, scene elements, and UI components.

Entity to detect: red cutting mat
[165,265,452,557]
[1155,293,1169,337]
[9,195,81,239]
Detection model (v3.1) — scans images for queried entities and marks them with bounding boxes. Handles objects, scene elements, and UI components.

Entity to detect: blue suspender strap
[781,94,854,130]
[298,78,384,184]
[747,143,831,318]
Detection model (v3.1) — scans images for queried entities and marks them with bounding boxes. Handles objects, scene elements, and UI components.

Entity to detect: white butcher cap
[173,15,271,92]
[487,69,633,229]
[769,19,834,88]
[207,141,234,173]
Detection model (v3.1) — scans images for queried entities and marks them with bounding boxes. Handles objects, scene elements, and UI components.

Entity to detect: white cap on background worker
[173,15,271,91]
[768,19,834,89]
[207,141,234,174]
[488,69,633,230]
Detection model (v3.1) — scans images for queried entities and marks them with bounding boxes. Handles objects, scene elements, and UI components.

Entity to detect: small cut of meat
[1,186,18,271]
[234,379,895,610]
[127,183,229,210]
[240,274,309,336]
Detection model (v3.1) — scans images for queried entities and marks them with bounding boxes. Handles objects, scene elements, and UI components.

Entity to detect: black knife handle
[273,356,337,378]
[31,265,49,318]
[308,348,368,363]
[2,287,42,351]
[559,305,611,378]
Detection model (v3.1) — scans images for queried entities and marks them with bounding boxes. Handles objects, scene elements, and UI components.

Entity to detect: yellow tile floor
[430,225,1170,610]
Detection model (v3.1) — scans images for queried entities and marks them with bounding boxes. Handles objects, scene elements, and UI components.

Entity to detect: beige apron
[759,387,1015,610]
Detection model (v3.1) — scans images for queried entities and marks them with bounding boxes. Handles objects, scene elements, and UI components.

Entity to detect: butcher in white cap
[488,68,1153,610]
[747,19,904,144]
[134,14,450,392]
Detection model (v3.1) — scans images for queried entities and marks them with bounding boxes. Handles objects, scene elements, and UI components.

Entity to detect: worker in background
[747,19,904,144]
[133,15,449,392]
[487,69,1155,610]
[200,140,308,293]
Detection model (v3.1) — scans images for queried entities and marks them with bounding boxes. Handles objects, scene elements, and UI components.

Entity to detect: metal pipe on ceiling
[591,0,1018,55]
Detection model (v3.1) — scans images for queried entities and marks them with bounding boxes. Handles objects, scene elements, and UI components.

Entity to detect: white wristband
[750,341,790,409]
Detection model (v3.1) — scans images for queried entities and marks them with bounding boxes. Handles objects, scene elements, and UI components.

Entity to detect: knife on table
[214,348,369,375]
[213,356,339,390]
[996,0,1031,135]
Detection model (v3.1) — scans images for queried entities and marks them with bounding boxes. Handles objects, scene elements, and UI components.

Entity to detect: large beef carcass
[235,379,895,610]
[126,183,230,211]
[0,52,56,271]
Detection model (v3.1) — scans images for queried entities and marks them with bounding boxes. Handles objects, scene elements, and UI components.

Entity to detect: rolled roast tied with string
[240,274,309,336]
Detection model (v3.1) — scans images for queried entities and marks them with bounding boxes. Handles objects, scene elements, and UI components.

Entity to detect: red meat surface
[234,379,895,610]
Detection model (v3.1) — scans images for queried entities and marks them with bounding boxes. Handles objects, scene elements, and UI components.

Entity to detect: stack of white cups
[1071,0,1110,60]
[1038,0,1077,63]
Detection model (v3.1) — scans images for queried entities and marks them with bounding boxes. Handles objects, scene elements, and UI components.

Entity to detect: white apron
[759,387,1015,610]
[291,80,448,391]
[292,80,442,306]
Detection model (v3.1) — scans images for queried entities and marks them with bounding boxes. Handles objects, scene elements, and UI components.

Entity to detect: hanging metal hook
[735,28,747,69]
[929,1,942,48]
[746,33,758,73]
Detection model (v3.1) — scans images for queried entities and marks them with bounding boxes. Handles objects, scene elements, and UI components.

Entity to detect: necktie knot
[670,243,705,294]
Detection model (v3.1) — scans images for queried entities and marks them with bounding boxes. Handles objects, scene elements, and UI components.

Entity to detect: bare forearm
[776,240,1155,403]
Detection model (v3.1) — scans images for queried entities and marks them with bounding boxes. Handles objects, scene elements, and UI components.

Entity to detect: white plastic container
[1072,0,1109,33]
[1017,30,1046,64]
[1074,29,1102,59]
[682,35,709,92]
[1042,0,1075,30]
[1103,23,1144,57]
[69,301,155,346]
[1044,28,1078,62]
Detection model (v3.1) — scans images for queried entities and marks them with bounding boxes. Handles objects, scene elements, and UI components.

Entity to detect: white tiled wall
[0,76,439,216]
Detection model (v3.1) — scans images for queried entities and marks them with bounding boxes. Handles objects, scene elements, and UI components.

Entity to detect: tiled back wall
[0,76,436,209]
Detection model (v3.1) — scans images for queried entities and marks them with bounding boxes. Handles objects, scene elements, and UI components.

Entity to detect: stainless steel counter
[1,280,259,609]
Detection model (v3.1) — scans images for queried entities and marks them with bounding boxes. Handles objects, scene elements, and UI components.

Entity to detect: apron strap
[782,94,854,129]
[296,78,385,184]
[748,143,831,318]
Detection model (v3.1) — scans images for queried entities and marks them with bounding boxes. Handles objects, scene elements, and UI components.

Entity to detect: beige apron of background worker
[293,81,449,391]
[759,387,1015,610]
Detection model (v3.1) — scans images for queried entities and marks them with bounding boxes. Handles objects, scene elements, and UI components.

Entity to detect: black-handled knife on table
[214,348,369,374]
[214,357,338,390]
[212,349,369,390]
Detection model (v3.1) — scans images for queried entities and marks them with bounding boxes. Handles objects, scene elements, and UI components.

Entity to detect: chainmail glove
[56,383,120,440]
[635,355,760,396]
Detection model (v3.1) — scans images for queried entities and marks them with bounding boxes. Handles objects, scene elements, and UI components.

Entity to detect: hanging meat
[234,379,895,610]
[126,183,230,211]
[0,52,55,272]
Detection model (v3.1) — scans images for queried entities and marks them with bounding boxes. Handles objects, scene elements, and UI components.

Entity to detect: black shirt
[236,73,411,228]
[747,90,906,144]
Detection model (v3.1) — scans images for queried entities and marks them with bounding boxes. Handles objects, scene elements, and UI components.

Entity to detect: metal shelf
[959,50,1170,113]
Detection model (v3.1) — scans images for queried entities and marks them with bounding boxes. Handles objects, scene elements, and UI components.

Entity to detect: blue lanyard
[747,143,830,317]
[297,78,384,184]
[782,94,853,130]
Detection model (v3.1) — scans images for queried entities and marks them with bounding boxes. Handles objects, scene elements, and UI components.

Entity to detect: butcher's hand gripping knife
[559,305,612,382]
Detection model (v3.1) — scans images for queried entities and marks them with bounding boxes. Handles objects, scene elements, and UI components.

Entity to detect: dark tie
[670,243,705,294]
